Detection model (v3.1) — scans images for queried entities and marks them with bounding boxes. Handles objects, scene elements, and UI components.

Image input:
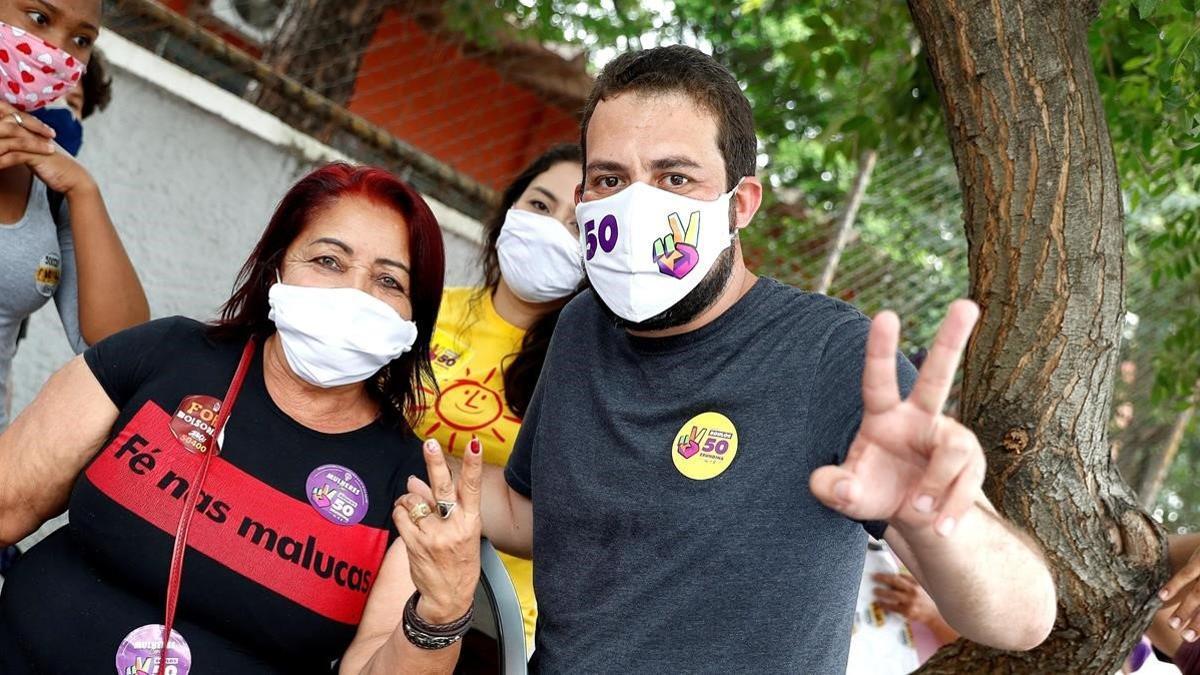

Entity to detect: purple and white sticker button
[305,464,369,526]
[114,624,191,675]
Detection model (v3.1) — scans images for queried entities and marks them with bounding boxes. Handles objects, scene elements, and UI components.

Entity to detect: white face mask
[496,208,585,303]
[268,278,419,388]
[575,180,741,323]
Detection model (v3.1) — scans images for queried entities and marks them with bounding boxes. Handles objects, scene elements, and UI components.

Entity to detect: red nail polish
[470,438,481,454]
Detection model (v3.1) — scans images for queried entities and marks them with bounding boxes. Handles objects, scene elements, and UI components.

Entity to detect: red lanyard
[158,339,256,667]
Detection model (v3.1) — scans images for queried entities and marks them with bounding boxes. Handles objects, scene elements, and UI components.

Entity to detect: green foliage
[1095,1,1200,405]
[473,0,937,192]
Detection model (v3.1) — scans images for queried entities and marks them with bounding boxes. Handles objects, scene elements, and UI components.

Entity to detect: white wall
[10,32,485,416]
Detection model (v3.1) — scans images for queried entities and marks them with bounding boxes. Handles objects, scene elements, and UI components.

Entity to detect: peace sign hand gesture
[810,300,984,537]
[393,438,483,623]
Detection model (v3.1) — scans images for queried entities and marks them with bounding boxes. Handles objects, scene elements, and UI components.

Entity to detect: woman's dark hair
[210,162,445,432]
[80,48,111,120]
[480,143,583,418]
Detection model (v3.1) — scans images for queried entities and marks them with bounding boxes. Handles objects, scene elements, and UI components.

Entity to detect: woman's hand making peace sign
[393,437,483,624]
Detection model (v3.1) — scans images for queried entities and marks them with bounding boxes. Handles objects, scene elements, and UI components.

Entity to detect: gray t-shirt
[506,278,917,673]
[0,177,84,429]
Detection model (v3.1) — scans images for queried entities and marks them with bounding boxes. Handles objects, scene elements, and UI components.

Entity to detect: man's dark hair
[580,45,756,191]
[81,48,112,120]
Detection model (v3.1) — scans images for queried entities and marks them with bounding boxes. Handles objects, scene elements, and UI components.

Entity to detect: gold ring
[408,502,432,524]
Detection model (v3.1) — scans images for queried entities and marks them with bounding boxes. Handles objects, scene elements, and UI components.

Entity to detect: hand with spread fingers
[0,103,94,195]
[392,437,483,624]
[810,300,984,537]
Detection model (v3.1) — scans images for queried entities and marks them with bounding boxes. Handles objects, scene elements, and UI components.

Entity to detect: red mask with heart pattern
[0,20,83,112]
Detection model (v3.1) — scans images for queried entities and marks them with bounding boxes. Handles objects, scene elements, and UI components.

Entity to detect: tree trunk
[815,149,877,294]
[250,0,389,140]
[906,1,1168,672]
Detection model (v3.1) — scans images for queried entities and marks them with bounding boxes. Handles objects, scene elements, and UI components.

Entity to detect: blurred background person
[416,142,584,653]
[0,0,144,577]
[0,0,146,433]
[7,45,114,417]
[848,539,960,673]
[846,539,922,674]
[872,570,959,660]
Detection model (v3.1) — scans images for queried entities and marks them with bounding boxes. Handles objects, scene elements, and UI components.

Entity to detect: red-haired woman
[0,163,483,673]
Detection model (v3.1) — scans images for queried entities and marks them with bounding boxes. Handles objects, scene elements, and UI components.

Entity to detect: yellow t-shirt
[414,286,536,646]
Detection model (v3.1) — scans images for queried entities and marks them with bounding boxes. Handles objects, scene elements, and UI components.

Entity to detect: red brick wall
[347,10,579,190]
[165,2,580,191]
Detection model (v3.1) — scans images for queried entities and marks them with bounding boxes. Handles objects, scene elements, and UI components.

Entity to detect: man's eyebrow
[585,160,628,175]
[650,156,703,172]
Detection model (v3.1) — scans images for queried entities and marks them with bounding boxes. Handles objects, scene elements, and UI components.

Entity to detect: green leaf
[1129,4,1160,30]
[840,114,872,134]
[783,40,809,63]
[1135,0,1160,19]
[821,51,844,78]
[845,38,871,66]
[803,13,829,33]
[807,27,836,51]
[1123,56,1153,71]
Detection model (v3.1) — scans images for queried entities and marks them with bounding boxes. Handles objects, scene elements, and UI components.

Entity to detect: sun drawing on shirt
[420,366,520,454]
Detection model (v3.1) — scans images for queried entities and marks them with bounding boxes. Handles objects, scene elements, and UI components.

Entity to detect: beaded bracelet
[402,591,474,650]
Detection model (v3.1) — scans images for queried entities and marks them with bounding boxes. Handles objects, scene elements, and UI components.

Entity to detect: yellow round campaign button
[672,411,739,480]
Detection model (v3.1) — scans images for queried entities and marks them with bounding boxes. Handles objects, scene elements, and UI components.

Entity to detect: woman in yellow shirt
[416,144,584,649]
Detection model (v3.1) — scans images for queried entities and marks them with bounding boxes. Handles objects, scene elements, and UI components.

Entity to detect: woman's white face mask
[496,208,585,303]
[575,180,742,323]
[268,274,418,387]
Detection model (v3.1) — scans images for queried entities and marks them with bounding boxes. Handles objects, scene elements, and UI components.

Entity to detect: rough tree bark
[906,1,1168,671]
[250,0,389,140]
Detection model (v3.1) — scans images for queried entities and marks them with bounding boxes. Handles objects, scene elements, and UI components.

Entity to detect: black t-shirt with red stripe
[0,317,425,673]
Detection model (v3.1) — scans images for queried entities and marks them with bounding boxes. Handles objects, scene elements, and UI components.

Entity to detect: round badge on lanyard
[306,464,369,526]
[113,341,257,675]
[115,624,191,675]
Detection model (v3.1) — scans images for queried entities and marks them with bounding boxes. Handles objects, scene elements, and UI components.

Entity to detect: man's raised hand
[809,300,984,537]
